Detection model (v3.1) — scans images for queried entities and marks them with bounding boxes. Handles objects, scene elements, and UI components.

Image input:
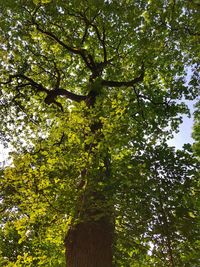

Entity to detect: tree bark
[65,217,113,267]
[65,174,114,266]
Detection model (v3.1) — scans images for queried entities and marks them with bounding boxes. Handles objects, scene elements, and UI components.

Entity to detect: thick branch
[44,88,87,104]
[1,74,87,104]
[102,68,144,87]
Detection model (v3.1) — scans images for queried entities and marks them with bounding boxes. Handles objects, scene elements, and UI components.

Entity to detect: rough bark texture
[65,218,113,267]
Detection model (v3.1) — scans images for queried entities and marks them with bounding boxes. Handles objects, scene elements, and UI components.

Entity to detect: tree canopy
[0,1,199,266]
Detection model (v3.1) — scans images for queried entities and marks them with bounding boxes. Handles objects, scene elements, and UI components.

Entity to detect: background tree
[193,100,200,158]
[0,0,199,266]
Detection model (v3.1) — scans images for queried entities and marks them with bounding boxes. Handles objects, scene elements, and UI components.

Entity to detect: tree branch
[1,74,48,93]
[78,11,107,64]
[102,65,145,87]
[31,18,94,72]
[44,88,87,104]
[1,74,87,105]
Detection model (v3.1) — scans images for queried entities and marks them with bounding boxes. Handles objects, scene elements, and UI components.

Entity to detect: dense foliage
[0,0,199,266]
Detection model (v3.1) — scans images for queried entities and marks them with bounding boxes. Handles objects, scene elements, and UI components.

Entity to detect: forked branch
[1,74,87,106]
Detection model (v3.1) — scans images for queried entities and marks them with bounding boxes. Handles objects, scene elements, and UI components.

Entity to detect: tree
[0,0,199,266]
[193,100,200,158]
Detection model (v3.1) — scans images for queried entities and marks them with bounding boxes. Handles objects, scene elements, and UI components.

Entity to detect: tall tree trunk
[65,216,113,267]
[64,86,114,266]
[65,183,114,266]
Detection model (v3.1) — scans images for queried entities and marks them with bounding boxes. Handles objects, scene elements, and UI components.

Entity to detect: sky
[0,144,8,164]
[167,114,194,149]
[167,100,196,149]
